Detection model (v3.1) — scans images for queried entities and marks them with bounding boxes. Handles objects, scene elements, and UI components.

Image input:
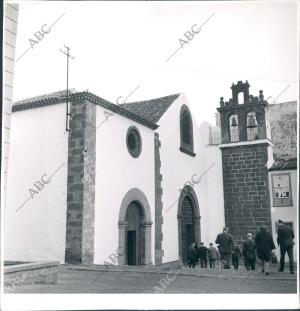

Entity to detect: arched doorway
[177,185,201,264]
[118,188,152,265]
[125,202,143,265]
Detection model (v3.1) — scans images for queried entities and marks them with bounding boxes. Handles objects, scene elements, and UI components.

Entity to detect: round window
[126,126,142,158]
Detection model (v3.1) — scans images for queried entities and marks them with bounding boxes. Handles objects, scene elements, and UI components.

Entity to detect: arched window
[180,105,195,156]
[229,114,239,142]
[246,111,258,140]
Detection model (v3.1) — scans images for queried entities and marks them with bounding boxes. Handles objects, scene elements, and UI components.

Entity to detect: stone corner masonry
[65,98,96,264]
[154,132,164,265]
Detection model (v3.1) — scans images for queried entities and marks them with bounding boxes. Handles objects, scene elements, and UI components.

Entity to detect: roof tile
[120,94,180,123]
[12,90,180,130]
[269,158,297,171]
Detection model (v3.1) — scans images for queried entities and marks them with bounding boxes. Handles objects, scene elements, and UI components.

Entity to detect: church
[5,81,297,266]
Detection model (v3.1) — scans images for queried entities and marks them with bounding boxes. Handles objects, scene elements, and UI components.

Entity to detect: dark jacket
[242,239,256,259]
[197,246,208,259]
[255,228,276,261]
[277,224,294,248]
[232,245,242,258]
[187,245,197,260]
[215,232,233,253]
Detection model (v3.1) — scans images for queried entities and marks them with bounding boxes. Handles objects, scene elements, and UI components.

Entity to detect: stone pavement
[5,263,297,294]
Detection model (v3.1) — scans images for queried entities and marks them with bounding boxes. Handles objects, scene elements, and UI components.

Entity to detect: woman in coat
[255,226,276,275]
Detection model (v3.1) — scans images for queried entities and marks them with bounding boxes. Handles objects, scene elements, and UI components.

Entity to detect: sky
[12,0,298,126]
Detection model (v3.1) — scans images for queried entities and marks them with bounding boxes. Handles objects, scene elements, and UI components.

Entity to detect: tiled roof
[120,94,180,123]
[269,158,297,171]
[12,90,181,130]
[12,89,78,106]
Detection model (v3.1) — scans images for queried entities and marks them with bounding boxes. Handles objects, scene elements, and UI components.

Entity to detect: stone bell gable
[217,81,273,244]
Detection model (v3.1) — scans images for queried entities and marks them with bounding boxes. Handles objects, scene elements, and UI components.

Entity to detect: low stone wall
[4,261,60,290]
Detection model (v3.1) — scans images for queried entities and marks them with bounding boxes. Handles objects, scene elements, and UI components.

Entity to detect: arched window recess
[179,105,196,157]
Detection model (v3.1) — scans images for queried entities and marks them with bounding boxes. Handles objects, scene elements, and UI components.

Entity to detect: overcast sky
[13,0,297,125]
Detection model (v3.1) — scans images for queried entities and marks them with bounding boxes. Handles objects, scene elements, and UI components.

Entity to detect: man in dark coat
[215,227,233,269]
[242,233,256,270]
[277,220,295,274]
[255,226,276,275]
[187,242,197,268]
[197,242,208,268]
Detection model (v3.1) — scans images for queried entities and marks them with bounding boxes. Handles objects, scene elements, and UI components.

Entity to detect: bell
[247,115,257,128]
[231,117,237,127]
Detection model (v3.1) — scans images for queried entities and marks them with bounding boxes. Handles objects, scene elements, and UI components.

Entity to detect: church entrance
[125,202,142,265]
[118,188,153,266]
[181,196,195,264]
[177,186,201,264]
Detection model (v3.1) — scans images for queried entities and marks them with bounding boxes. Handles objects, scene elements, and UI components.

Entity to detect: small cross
[60,45,74,132]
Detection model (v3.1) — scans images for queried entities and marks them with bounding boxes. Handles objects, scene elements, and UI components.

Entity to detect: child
[232,242,242,269]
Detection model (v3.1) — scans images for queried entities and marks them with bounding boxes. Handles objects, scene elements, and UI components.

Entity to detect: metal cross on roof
[60,45,74,132]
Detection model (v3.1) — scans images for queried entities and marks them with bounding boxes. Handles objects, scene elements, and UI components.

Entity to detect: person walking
[187,242,197,268]
[197,243,208,268]
[232,242,242,270]
[242,233,256,270]
[215,227,233,269]
[195,242,200,266]
[277,220,295,274]
[208,243,219,269]
[255,225,276,275]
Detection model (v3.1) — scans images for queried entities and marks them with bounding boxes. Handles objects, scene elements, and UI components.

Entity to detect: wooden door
[181,196,195,263]
[127,230,137,265]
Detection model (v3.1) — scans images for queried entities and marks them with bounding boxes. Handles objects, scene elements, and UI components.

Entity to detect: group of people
[187,239,249,271]
[187,242,220,269]
[187,220,295,275]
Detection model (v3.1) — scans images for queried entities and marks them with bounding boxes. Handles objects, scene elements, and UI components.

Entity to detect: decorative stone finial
[259,90,264,102]
[220,97,224,107]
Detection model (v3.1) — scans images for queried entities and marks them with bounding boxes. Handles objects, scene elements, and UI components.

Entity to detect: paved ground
[5,263,297,294]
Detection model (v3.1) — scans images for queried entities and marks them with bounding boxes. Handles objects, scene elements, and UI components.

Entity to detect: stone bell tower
[217,81,273,243]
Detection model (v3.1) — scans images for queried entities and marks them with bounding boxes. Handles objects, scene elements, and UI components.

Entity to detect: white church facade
[5,89,225,265]
[5,81,297,265]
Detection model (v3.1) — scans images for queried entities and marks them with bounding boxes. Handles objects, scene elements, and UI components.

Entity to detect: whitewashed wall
[5,103,68,263]
[158,94,225,263]
[4,94,225,266]
[94,105,155,264]
[157,95,202,262]
[198,122,225,246]
[269,169,298,261]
